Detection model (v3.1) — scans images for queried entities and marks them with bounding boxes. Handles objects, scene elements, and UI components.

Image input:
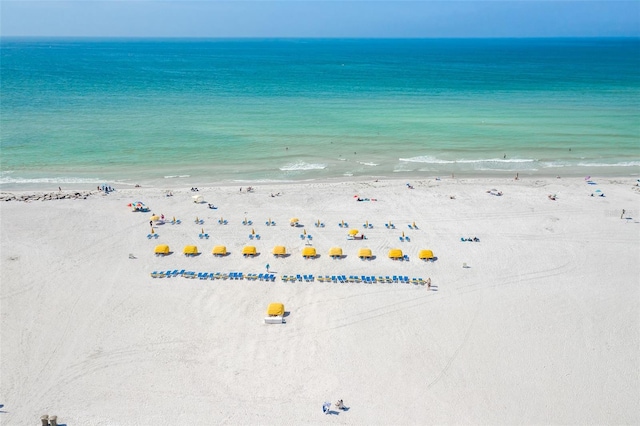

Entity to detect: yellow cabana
[242,245,257,256]
[329,247,343,258]
[154,244,170,255]
[348,229,359,236]
[267,302,285,316]
[150,215,160,221]
[419,249,434,260]
[358,248,373,259]
[272,246,287,257]
[388,248,403,259]
[290,217,299,223]
[183,245,199,256]
[302,247,317,258]
[212,245,227,256]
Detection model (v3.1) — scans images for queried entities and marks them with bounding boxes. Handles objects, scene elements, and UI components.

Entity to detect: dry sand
[1,177,639,425]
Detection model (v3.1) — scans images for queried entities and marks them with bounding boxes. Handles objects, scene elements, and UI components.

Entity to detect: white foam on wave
[164,175,191,179]
[279,162,326,171]
[577,161,640,168]
[356,161,379,167]
[0,176,106,185]
[400,156,537,164]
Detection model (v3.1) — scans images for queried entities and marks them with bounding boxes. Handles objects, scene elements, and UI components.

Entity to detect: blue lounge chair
[405,236,410,242]
[408,224,413,229]
[296,274,303,282]
[300,234,305,239]
[404,254,410,261]
[249,234,254,239]
[399,236,404,242]
[255,235,261,240]
[307,235,312,240]
[258,273,264,281]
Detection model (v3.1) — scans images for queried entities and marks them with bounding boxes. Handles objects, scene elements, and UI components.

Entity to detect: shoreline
[2,173,640,196]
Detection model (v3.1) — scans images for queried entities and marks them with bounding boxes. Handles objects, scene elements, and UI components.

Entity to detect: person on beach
[426,278,432,290]
[266,264,270,272]
[621,209,626,219]
[335,400,345,410]
[149,220,153,227]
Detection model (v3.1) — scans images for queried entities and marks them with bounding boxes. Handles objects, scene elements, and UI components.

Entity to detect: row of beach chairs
[282,274,427,284]
[150,270,276,281]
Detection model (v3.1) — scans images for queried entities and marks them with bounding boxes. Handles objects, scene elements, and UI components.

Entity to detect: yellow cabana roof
[302,247,317,258]
[272,245,287,256]
[419,249,434,259]
[242,246,257,256]
[267,303,285,316]
[183,245,199,255]
[329,247,343,257]
[154,244,170,254]
[212,245,227,255]
[150,215,160,221]
[388,248,403,259]
[348,229,359,236]
[290,217,299,223]
[358,248,373,258]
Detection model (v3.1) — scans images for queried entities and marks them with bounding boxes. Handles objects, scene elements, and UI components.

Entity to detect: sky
[1,1,639,38]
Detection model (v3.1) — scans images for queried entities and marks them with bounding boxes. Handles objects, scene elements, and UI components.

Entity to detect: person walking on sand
[426,277,432,290]
[266,263,270,273]
[621,209,626,219]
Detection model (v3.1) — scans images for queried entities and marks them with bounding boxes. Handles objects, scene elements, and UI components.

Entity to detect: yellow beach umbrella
[150,215,160,221]
[272,245,286,256]
[348,229,359,236]
[402,231,405,237]
[412,221,417,228]
[303,229,307,235]
[151,227,155,234]
[365,220,369,227]
[419,249,434,260]
[201,228,204,234]
[252,228,255,235]
[388,248,403,259]
[195,216,199,223]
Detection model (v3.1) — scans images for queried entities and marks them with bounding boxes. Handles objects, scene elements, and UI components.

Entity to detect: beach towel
[322,402,331,414]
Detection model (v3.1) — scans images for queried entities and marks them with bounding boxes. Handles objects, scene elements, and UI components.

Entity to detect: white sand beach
[1,177,639,425]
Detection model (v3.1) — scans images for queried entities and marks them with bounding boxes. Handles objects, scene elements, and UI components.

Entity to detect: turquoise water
[1,38,639,189]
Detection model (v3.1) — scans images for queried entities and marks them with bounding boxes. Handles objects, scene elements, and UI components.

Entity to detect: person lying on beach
[208,204,217,209]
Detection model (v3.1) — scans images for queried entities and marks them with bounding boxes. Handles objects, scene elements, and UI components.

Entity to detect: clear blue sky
[1,1,639,38]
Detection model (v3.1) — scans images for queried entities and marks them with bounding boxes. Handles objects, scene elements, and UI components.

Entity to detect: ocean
[1,38,639,189]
